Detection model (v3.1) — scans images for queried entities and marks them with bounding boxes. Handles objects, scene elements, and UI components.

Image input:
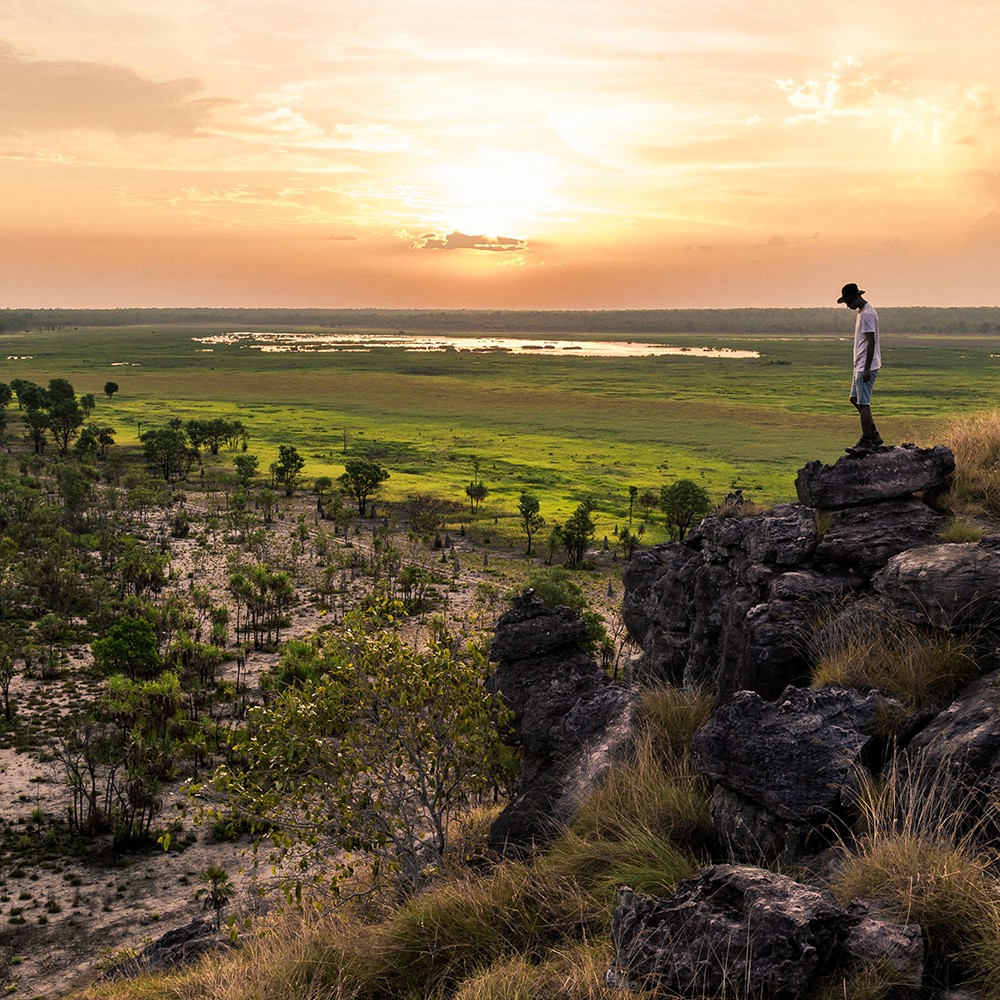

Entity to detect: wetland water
[191,331,759,359]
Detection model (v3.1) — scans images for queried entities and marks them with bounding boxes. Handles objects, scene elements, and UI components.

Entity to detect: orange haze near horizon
[3,1,1000,310]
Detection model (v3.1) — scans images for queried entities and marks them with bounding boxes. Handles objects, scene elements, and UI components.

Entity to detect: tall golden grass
[811,599,980,711]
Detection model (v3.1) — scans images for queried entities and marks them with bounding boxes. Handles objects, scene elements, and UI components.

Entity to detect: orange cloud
[0,40,228,136]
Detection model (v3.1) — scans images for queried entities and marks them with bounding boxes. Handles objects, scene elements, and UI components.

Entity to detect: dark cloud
[410,231,528,252]
[0,40,229,136]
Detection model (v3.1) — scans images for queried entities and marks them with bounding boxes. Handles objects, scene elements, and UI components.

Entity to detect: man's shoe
[870,432,885,447]
[846,437,874,454]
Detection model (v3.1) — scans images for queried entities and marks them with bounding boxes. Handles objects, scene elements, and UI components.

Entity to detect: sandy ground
[0,491,628,998]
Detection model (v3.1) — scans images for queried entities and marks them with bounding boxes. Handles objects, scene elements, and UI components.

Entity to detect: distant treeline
[3,306,1000,336]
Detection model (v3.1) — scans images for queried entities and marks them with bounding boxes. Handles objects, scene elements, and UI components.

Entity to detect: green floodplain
[2,309,998,541]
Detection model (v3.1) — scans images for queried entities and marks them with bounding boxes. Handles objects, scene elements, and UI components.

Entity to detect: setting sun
[431,147,562,240]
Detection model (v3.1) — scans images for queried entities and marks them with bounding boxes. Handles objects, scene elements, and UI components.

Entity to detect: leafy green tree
[659,478,712,541]
[24,407,50,453]
[517,492,545,555]
[12,379,46,411]
[638,488,658,520]
[46,392,85,454]
[215,603,514,896]
[274,444,305,496]
[561,500,596,566]
[92,618,162,681]
[340,457,389,515]
[103,381,119,398]
[141,427,198,481]
[233,453,259,488]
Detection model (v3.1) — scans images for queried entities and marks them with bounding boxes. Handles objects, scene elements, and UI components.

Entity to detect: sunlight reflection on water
[191,331,759,359]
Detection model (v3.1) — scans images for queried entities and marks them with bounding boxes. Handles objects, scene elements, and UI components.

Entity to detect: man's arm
[862,331,875,381]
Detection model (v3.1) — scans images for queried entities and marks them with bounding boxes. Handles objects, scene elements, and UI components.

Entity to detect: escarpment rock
[608,871,926,999]
[795,443,955,508]
[908,670,1000,805]
[486,592,638,855]
[691,686,905,859]
[609,867,847,998]
[873,539,1000,632]
[623,444,956,699]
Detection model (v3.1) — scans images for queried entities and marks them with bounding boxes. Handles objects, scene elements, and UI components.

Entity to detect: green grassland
[1,321,996,537]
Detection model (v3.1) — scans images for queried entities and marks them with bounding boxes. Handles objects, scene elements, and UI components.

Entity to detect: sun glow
[433,147,562,239]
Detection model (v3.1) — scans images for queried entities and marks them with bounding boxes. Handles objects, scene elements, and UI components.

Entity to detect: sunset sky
[3,0,1000,309]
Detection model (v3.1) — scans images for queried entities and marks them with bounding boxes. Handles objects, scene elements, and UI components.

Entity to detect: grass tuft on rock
[811,600,980,711]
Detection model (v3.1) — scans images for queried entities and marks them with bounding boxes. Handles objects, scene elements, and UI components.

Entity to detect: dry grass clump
[566,687,714,855]
[937,516,987,543]
[76,910,382,1000]
[830,760,1000,993]
[942,408,1000,521]
[374,861,600,997]
[811,600,980,711]
[451,942,656,1000]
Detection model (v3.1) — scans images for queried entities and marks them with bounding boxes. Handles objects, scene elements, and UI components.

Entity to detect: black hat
[837,282,865,303]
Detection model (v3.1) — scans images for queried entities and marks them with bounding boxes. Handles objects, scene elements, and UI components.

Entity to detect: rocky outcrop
[690,686,905,860]
[623,445,956,699]
[609,870,925,999]
[486,592,638,855]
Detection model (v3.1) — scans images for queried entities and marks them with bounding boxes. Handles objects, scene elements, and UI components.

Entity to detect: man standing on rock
[838,282,883,454]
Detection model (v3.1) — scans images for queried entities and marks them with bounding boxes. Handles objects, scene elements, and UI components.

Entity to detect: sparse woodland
[4,373,1000,1000]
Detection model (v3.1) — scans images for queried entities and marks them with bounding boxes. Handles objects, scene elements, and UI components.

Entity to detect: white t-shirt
[853,303,881,374]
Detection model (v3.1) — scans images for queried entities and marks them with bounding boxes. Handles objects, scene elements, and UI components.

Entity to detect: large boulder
[608,867,846,997]
[486,592,638,855]
[795,444,955,508]
[908,669,1000,804]
[873,540,1000,631]
[691,686,904,858]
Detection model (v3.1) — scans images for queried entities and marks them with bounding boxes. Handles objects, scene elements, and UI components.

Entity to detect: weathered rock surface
[623,444,959,698]
[691,686,905,859]
[795,443,955,508]
[843,899,924,988]
[608,867,846,998]
[486,592,638,855]
[103,919,233,979]
[873,539,1000,631]
[813,498,946,575]
[908,669,1000,804]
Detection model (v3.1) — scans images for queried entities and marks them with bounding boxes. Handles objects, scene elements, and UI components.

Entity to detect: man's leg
[858,404,874,440]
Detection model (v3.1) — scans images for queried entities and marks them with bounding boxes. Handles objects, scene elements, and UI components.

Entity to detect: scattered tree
[273,444,305,497]
[517,493,545,555]
[340,457,389,515]
[103,381,119,398]
[660,478,712,541]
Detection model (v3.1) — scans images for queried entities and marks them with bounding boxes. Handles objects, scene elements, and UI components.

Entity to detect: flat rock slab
[795,444,955,508]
